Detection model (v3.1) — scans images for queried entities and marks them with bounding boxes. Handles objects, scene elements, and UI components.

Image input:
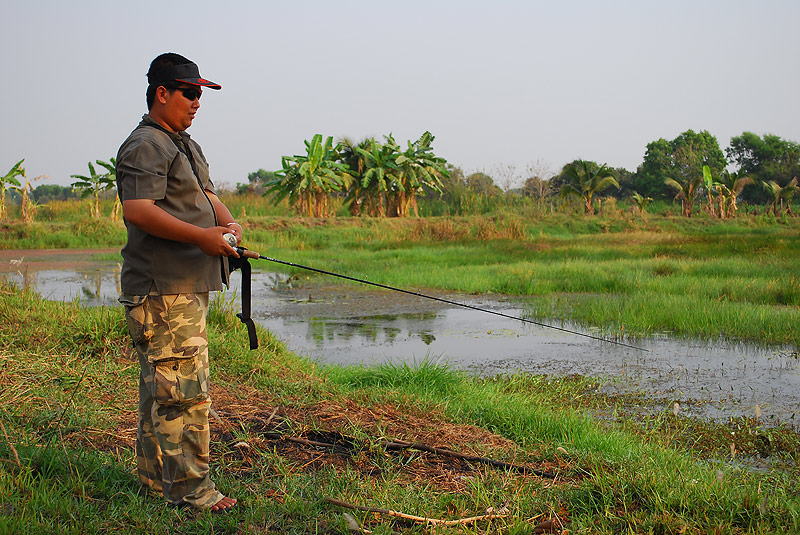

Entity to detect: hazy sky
[2,1,798,188]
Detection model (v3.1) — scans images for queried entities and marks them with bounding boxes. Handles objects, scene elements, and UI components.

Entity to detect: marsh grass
[235,215,800,346]
[1,204,799,343]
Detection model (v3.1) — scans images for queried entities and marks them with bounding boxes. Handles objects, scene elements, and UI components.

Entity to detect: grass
[1,283,799,533]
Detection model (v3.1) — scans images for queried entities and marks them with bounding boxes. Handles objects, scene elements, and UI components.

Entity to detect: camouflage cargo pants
[120,292,223,509]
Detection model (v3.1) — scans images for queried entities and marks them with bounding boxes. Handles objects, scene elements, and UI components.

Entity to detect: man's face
[160,84,202,132]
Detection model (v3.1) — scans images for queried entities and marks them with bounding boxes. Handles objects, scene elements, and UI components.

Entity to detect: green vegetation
[1,284,798,534]
[266,132,449,218]
[558,160,619,215]
[238,212,800,346]
[1,205,799,346]
[70,158,118,220]
[1,159,26,221]
[267,135,352,217]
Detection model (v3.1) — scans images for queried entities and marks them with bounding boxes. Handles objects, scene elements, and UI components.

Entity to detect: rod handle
[237,248,260,259]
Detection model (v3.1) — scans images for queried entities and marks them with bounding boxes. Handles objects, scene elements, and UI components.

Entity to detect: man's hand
[196,226,240,257]
[224,222,243,244]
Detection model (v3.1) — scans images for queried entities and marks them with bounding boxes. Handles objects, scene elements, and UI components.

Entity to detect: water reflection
[2,266,121,308]
[303,313,438,348]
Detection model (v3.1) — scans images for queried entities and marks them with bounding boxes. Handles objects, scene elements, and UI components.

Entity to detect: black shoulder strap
[228,254,259,350]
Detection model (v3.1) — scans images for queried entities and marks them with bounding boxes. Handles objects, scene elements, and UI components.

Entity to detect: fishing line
[232,245,648,352]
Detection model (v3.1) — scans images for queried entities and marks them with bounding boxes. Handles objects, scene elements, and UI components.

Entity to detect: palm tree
[71,161,116,218]
[763,177,799,216]
[392,132,449,217]
[665,172,704,217]
[559,160,619,215]
[1,159,25,220]
[267,135,351,217]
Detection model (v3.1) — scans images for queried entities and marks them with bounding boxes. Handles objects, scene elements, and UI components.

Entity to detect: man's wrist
[226,222,241,229]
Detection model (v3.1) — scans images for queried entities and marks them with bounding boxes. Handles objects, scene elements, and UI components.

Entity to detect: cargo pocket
[119,294,153,347]
[147,346,209,407]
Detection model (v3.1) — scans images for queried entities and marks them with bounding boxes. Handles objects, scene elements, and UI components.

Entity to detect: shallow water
[3,249,798,425]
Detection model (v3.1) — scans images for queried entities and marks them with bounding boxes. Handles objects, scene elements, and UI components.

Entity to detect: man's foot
[210,495,237,513]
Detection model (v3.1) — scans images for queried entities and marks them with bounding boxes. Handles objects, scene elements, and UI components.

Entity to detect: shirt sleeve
[116,138,173,202]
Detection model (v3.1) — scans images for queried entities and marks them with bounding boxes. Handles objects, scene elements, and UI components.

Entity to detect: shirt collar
[140,114,191,142]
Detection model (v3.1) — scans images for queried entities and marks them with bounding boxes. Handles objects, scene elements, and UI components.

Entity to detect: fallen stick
[324,497,510,526]
[285,435,351,454]
[246,413,556,478]
[382,439,556,478]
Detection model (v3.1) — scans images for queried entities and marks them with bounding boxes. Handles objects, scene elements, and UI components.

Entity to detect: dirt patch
[211,383,567,491]
[84,379,570,493]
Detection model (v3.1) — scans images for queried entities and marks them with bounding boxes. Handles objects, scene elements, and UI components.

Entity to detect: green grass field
[2,198,800,532]
[1,283,798,534]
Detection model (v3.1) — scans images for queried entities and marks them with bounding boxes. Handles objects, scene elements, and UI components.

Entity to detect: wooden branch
[285,436,351,454]
[324,497,510,526]
[382,439,556,478]
[247,413,556,479]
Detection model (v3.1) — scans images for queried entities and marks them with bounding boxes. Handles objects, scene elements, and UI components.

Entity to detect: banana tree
[71,161,116,218]
[267,134,351,217]
[356,136,400,217]
[763,177,799,216]
[1,159,25,220]
[631,191,653,217]
[715,170,753,218]
[559,160,619,215]
[665,172,704,217]
[95,158,121,221]
[11,173,45,223]
[701,165,720,216]
[339,137,370,216]
[392,131,449,217]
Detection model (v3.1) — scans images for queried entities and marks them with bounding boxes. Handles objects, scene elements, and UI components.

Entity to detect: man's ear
[155,86,170,105]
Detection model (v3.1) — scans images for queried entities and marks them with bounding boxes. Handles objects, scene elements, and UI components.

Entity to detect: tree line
[2,128,798,222]
[243,129,799,218]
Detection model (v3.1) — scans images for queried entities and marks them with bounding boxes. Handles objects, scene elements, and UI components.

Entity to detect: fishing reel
[223,232,238,248]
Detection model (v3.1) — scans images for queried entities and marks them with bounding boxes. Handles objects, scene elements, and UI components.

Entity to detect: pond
[2,249,798,426]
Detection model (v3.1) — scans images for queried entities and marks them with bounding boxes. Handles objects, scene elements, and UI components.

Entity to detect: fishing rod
[224,235,647,352]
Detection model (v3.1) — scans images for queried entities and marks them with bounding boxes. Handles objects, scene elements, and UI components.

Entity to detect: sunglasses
[175,87,202,101]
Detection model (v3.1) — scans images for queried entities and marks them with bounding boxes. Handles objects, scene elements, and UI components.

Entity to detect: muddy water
[2,250,798,425]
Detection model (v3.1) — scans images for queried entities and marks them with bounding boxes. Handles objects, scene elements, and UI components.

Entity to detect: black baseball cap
[147,61,221,90]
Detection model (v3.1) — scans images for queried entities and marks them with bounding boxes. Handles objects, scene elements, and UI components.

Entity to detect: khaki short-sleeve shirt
[116,114,228,295]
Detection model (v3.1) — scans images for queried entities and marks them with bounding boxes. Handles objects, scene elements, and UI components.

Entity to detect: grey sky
[2,1,798,188]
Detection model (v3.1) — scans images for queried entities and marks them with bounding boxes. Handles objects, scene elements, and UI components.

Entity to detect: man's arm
[122,198,238,257]
[206,190,243,244]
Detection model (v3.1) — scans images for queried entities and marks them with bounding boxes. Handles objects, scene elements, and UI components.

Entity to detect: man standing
[116,53,240,513]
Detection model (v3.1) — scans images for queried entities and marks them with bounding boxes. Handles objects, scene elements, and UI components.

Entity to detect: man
[116,53,240,513]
